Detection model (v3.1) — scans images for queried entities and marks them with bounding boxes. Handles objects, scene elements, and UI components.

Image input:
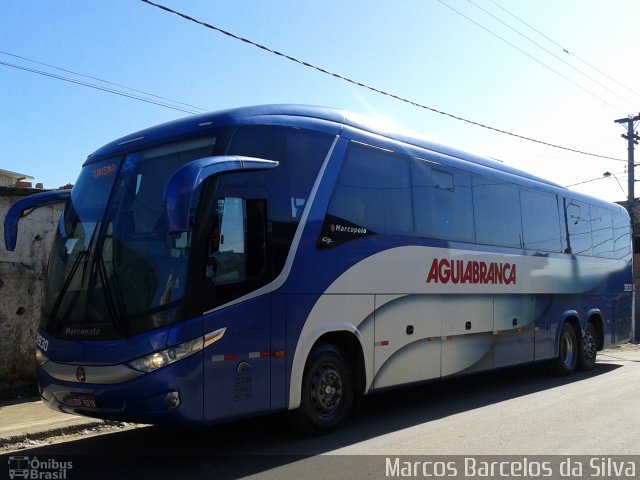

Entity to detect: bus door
[202,196,272,421]
[202,296,271,421]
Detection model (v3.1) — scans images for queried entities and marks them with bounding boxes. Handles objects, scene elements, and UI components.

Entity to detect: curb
[0,420,118,449]
[0,419,139,454]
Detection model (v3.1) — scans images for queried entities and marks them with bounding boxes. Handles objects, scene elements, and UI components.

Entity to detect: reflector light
[35,348,49,366]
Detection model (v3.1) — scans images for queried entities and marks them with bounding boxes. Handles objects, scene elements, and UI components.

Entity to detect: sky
[1,0,639,203]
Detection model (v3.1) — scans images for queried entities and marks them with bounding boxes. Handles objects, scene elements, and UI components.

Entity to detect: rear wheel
[577,321,599,371]
[289,344,354,435]
[548,322,578,376]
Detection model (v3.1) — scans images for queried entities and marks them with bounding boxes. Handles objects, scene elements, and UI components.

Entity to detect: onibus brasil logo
[8,456,72,479]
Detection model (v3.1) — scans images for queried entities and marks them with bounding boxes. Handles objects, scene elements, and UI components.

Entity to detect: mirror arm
[4,189,71,251]
[163,156,278,233]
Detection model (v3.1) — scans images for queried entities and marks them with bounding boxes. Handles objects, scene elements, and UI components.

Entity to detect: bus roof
[86,104,622,210]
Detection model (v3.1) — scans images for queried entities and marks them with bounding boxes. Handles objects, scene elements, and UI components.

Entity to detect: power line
[464,0,637,107]
[566,171,626,188]
[0,50,208,113]
[605,171,628,197]
[488,0,640,101]
[566,176,605,187]
[518,139,621,170]
[0,60,202,115]
[519,136,618,159]
[138,0,626,163]
[437,0,625,111]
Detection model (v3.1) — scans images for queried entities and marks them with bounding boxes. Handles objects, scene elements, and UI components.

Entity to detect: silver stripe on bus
[42,361,143,384]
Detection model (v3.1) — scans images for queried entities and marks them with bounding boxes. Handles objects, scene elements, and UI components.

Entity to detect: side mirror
[4,189,71,251]
[163,156,278,233]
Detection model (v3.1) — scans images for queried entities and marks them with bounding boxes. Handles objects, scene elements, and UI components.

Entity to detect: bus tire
[577,321,598,371]
[548,322,577,377]
[289,344,354,435]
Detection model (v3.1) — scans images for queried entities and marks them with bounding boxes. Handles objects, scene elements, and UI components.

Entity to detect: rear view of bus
[4,105,633,433]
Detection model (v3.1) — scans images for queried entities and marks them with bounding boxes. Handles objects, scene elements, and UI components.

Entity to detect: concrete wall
[0,188,63,398]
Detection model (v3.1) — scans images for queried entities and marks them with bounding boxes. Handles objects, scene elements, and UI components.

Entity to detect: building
[0,169,39,188]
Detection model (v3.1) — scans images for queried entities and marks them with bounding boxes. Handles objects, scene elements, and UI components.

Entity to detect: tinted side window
[326,143,413,236]
[591,205,614,258]
[226,126,332,222]
[566,201,592,255]
[473,176,522,248]
[412,160,475,243]
[520,188,562,252]
[613,210,631,260]
[219,126,334,278]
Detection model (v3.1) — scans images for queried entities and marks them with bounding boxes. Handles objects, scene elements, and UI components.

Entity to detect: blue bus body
[6,105,632,431]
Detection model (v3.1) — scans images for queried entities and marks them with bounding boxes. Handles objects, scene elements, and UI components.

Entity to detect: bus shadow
[2,362,621,479]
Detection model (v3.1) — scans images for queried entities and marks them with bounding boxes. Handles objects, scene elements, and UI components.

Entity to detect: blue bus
[5,105,633,433]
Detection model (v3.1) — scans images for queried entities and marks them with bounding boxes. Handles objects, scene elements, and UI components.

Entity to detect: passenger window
[591,205,614,258]
[566,201,592,255]
[520,188,562,252]
[613,210,631,259]
[323,143,413,246]
[412,160,475,243]
[473,176,522,248]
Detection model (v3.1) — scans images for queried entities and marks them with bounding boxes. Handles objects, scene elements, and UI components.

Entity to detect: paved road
[2,347,639,479]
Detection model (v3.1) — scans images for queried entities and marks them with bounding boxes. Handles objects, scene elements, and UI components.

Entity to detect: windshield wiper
[95,254,125,334]
[47,250,89,330]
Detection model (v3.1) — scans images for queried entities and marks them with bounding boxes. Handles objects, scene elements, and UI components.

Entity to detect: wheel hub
[584,332,596,359]
[311,365,343,414]
[562,333,575,367]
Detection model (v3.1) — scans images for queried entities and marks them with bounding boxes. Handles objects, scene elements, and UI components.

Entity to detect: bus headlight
[128,337,203,373]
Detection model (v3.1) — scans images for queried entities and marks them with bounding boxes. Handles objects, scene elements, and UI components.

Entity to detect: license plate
[69,393,97,409]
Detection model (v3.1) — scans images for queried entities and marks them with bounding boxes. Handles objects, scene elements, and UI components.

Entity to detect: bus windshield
[43,137,218,338]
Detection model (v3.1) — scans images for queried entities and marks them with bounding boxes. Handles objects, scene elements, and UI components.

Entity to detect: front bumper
[37,351,204,426]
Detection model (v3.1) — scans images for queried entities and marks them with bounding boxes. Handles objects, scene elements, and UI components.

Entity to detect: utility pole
[614,114,640,227]
[615,114,640,341]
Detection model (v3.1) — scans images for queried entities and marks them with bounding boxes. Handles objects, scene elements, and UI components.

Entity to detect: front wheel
[548,322,578,377]
[289,344,354,435]
[577,321,599,371]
